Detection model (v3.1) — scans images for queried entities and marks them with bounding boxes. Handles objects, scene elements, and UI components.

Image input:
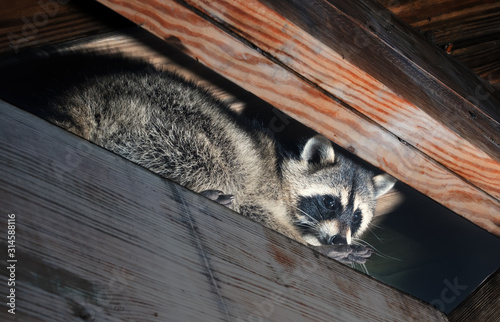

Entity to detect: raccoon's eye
[352,210,362,225]
[323,196,336,209]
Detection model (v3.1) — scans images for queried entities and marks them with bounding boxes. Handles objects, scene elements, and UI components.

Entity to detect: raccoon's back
[69,70,256,193]
[1,53,253,194]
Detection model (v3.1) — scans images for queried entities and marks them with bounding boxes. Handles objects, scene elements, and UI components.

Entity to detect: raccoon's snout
[320,234,348,245]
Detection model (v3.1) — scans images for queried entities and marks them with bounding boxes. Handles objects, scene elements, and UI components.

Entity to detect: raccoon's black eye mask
[297,194,364,232]
[298,195,343,222]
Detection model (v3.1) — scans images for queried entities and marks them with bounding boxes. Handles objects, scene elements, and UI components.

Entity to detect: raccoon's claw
[314,244,373,265]
[200,190,235,209]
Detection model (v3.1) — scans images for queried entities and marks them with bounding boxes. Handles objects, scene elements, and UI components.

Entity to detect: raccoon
[0,52,395,263]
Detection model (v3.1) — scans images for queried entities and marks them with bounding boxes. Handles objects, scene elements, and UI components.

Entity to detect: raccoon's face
[283,136,396,246]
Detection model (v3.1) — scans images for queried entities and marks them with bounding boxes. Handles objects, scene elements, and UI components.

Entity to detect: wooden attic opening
[0,0,499,321]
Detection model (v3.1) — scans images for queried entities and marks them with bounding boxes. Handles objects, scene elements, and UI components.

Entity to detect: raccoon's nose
[322,235,347,245]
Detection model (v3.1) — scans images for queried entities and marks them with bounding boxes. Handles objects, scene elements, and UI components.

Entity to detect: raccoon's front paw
[314,244,373,265]
[199,190,235,209]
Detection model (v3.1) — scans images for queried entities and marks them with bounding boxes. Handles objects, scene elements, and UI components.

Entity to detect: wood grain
[448,269,500,322]
[255,0,500,161]
[0,101,448,321]
[378,0,500,89]
[0,0,132,54]
[175,0,500,203]
[93,0,500,234]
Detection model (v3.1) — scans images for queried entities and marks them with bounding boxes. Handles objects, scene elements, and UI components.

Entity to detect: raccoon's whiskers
[352,238,402,262]
[351,238,376,250]
[370,222,384,230]
[293,219,320,231]
[351,262,367,274]
[289,204,320,224]
[360,263,369,275]
[367,226,383,242]
[312,202,326,220]
[349,262,369,275]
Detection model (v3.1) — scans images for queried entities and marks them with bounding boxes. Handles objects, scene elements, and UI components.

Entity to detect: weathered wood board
[173,0,500,198]
[0,101,448,320]
[92,0,500,235]
[0,0,132,54]
[448,268,500,322]
[378,0,500,89]
[3,0,498,91]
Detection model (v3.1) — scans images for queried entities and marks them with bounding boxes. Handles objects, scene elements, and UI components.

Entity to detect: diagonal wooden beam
[175,0,500,201]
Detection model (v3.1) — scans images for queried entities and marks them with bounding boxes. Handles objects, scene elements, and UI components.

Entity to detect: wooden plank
[448,269,500,322]
[0,0,132,54]
[93,0,500,234]
[377,0,500,89]
[0,101,448,321]
[253,0,500,160]
[454,40,500,88]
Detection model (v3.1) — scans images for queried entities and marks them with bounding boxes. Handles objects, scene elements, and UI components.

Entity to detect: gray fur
[37,55,396,247]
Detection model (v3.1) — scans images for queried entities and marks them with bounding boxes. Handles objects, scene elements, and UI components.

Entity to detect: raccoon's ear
[301,135,335,164]
[372,173,396,198]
